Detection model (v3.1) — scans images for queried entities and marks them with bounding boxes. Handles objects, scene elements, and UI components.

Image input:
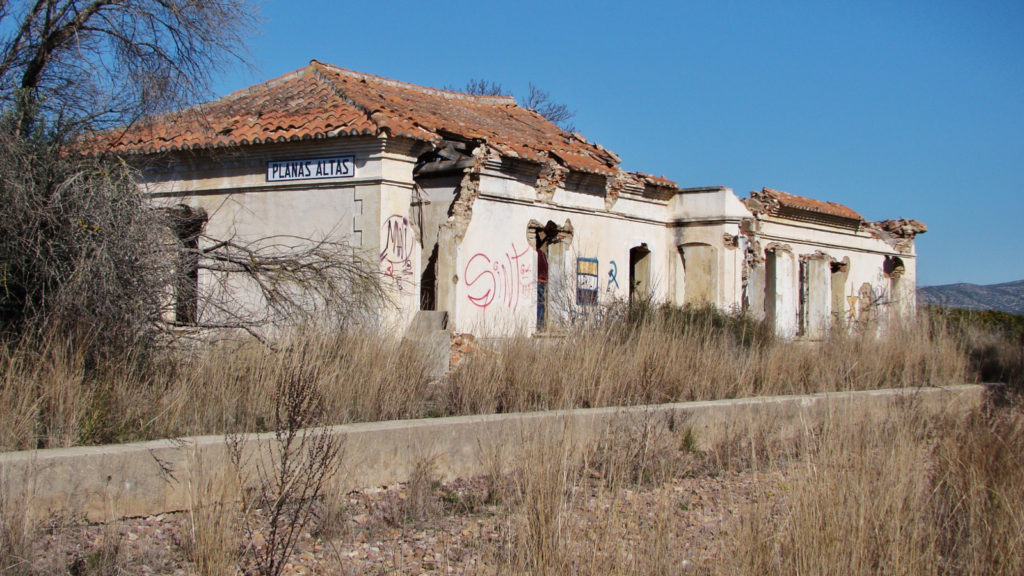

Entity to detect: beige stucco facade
[117,63,923,340]
[138,137,921,339]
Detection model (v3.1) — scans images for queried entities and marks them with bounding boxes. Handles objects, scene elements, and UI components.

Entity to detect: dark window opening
[420,243,438,311]
[629,244,651,307]
[165,204,207,325]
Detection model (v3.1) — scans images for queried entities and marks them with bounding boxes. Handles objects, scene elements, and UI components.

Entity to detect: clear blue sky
[212,0,1024,287]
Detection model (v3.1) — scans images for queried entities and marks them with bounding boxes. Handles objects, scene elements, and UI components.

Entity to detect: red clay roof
[632,172,678,188]
[747,187,864,222]
[95,61,620,175]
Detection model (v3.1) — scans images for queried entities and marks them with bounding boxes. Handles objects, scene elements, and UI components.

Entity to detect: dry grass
[4,400,1023,575]
[486,399,1024,576]
[716,401,1024,576]
[0,302,1016,574]
[507,425,587,575]
[0,466,33,575]
[0,305,976,452]
[444,305,968,414]
[0,329,440,451]
[180,449,242,576]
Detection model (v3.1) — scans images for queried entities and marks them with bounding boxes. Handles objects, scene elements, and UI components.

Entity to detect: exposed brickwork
[449,332,477,371]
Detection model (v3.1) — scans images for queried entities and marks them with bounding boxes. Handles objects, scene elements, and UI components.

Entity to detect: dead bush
[230,347,341,576]
[588,411,698,489]
[0,129,175,359]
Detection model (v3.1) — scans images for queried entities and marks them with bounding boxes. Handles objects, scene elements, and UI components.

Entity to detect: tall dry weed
[931,405,1024,574]
[0,303,978,452]
[181,450,242,576]
[445,305,968,416]
[718,401,1024,576]
[229,345,342,576]
[0,467,32,575]
[0,327,440,451]
[0,332,160,450]
[508,423,586,575]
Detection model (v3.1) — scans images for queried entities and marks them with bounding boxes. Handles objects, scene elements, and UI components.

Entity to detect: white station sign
[267,155,355,182]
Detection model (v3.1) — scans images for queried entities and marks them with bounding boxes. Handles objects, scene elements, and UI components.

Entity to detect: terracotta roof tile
[746,187,864,222]
[631,172,679,189]
[95,61,621,175]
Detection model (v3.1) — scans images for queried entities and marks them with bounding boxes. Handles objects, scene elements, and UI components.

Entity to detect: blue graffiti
[607,260,620,290]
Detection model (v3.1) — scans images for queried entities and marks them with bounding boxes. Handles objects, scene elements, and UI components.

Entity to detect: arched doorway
[629,244,651,307]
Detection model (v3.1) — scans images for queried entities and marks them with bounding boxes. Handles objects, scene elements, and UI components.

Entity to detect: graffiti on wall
[464,243,532,310]
[380,215,415,290]
[607,260,620,291]
[847,295,860,320]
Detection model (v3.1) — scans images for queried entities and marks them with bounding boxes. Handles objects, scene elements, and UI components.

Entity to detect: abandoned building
[100,61,926,338]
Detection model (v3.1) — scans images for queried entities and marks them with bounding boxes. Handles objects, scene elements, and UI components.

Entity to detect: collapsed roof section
[863,218,929,253]
[743,187,865,229]
[742,187,926,252]
[95,60,641,181]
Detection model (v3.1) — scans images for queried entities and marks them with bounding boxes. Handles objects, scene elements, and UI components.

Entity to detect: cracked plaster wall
[135,138,923,338]
[136,138,392,327]
[744,215,919,332]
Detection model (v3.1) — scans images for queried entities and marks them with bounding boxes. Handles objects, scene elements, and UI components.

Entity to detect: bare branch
[455,77,577,132]
[0,0,257,136]
[191,233,391,333]
[523,82,576,132]
[463,78,507,96]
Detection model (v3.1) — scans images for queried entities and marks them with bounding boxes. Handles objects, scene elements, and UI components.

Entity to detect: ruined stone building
[101,61,926,338]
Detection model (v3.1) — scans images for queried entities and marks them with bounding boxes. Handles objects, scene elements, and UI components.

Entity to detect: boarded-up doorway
[764,245,798,338]
[799,255,832,338]
[681,243,714,306]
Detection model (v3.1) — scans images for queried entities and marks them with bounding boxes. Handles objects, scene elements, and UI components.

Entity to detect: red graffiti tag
[464,244,531,310]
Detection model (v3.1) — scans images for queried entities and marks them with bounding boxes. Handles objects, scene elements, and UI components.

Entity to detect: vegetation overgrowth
[4,389,1022,574]
[925,305,1024,389]
[3,302,1015,452]
[3,302,1022,573]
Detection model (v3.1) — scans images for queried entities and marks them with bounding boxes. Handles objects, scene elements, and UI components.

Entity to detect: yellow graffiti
[847,295,859,319]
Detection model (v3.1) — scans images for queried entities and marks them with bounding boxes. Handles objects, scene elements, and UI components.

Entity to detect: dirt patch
[12,468,786,575]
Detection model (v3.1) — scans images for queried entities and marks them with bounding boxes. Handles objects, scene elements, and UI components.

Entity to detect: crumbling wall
[534,159,567,204]
[604,169,631,211]
[444,144,491,244]
[865,219,927,254]
[740,194,924,337]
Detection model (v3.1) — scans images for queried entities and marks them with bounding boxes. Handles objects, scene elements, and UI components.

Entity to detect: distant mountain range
[917,280,1024,315]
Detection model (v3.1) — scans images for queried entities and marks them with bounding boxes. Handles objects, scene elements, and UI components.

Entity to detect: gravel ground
[16,467,788,575]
